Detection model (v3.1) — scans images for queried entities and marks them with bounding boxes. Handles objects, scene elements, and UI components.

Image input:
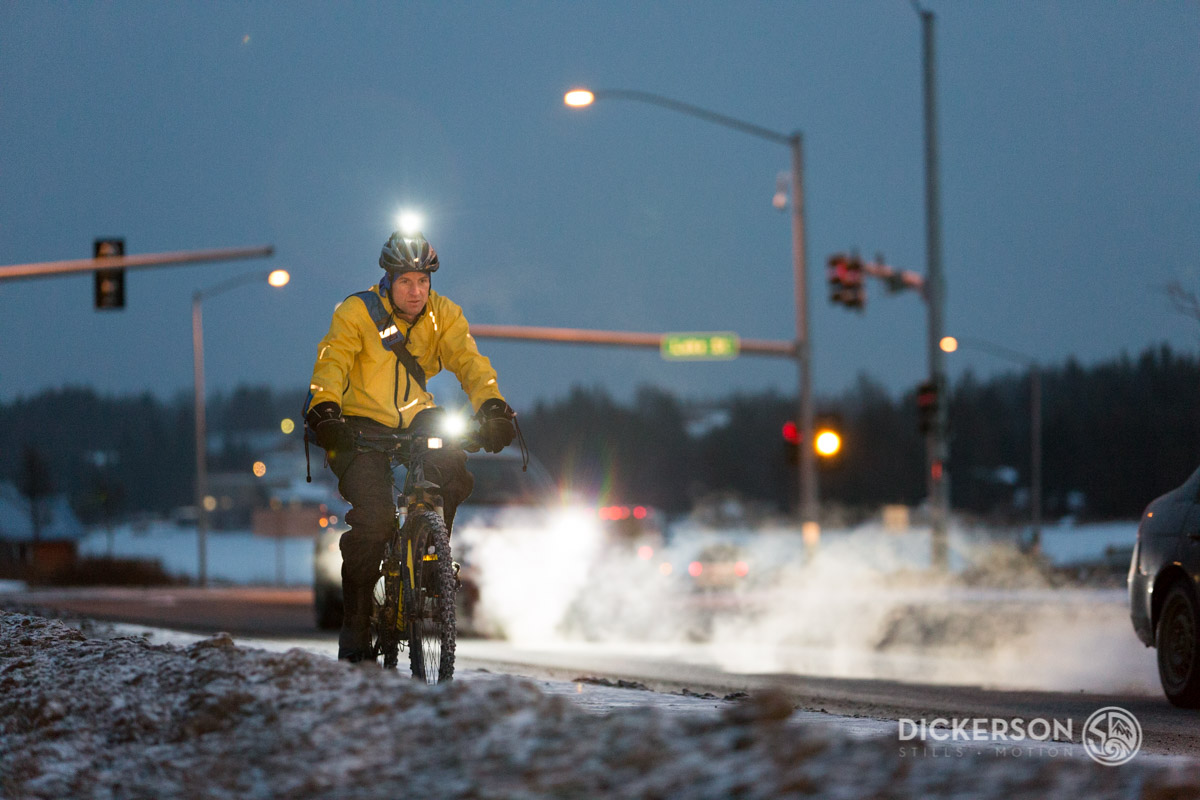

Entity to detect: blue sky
[1,1,1197,413]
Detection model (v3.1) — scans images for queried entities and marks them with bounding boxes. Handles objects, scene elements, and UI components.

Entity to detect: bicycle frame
[354,427,471,676]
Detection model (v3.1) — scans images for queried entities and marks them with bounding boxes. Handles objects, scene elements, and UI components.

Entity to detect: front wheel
[1157,581,1200,707]
[402,510,457,683]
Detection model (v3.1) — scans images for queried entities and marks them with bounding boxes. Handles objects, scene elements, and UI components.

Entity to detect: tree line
[1,344,1197,525]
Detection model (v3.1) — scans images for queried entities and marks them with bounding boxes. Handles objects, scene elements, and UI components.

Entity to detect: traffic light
[93,238,125,310]
[827,254,846,303]
[917,380,938,434]
[782,420,800,464]
[827,253,865,309]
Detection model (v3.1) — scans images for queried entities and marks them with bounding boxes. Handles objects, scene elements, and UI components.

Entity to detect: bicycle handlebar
[353,427,482,456]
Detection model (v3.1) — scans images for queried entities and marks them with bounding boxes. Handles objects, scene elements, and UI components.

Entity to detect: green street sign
[660,332,740,361]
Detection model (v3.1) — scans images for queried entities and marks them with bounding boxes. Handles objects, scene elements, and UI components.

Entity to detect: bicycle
[353,425,474,683]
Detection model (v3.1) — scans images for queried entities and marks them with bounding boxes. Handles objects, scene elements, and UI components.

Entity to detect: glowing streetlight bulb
[564,89,595,107]
[397,210,423,235]
[268,269,290,287]
[939,336,958,353]
[815,429,841,457]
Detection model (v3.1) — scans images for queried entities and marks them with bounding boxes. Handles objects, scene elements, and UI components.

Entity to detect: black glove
[307,401,355,457]
[475,398,516,454]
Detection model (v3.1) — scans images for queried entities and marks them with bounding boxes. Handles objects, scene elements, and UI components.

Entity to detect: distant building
[0,481,85,571]
[197,428,346,532]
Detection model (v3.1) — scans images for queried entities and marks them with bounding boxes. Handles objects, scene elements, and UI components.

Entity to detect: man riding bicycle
[306,230,516,662]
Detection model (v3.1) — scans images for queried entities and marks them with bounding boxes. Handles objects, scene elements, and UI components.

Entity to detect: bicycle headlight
[440,411,469,439]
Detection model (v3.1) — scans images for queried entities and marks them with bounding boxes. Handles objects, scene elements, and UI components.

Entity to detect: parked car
[313,447,560,631]
[1129,465,1200,707]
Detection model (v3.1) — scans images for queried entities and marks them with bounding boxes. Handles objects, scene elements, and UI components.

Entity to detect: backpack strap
[351,290,427,391]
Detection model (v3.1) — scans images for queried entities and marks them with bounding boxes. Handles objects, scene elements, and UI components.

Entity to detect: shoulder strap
[350,290,427,391]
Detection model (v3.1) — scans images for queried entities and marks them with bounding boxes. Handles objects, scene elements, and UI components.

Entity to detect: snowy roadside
[3,611,1199,799]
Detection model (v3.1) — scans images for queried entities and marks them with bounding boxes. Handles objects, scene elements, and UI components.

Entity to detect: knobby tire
[403,510,457,683]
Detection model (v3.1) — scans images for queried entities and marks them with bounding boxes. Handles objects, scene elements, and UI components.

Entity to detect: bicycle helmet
[379,231,439,275]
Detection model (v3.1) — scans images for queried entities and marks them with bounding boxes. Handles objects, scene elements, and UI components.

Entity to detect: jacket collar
[374,284,429,326]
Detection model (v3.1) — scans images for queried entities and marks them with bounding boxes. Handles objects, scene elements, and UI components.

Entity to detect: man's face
[389,271,429,321]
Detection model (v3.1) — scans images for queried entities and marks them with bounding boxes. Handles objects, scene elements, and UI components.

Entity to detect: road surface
[3,584,1197,758]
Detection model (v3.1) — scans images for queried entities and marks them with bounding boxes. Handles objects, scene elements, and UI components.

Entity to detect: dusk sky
[1,2,1197,415]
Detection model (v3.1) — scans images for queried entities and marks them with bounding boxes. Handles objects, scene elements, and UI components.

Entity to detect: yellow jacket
[309,286,504,428]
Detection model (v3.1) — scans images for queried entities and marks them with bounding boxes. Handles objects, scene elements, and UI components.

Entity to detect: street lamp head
[564,88,595,108]
[268,269,290,288]
[815,429,841,457]
[939,335,958,353]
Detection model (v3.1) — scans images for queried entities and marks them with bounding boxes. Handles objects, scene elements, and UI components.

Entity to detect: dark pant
[331,424,473,615]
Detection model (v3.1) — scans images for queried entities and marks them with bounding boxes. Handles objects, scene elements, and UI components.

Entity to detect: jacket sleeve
[436,300,505,411]
[309,298,366,409]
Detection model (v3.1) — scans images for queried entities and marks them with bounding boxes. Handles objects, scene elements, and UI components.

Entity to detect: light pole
[913,3,950,569]
[940,335,1042,548]
[564,88,818,532]
[192,268,290,586]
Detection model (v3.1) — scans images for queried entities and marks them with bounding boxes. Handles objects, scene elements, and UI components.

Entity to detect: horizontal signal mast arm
[0,245,275,283]
[469,323,797,358]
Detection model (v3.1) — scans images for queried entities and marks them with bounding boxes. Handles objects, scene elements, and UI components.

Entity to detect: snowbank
[2,612,1197,799]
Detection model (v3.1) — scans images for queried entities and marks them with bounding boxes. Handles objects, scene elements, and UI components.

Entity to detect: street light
[192,268,290,586]
[815,429,842,458]
[564,87,818,534]
[940,334,1043,548]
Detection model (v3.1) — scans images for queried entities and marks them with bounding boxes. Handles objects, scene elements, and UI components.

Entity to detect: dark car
[1129,465,1200,707]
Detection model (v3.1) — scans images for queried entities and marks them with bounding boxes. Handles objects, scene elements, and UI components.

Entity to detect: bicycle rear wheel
[402,510,456,683]
[371,540,403,669]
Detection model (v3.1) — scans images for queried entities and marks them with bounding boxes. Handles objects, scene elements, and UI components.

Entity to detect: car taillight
[599,505,632,521]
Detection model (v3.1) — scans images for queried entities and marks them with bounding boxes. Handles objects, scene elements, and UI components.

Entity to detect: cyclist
[306,230,516,662]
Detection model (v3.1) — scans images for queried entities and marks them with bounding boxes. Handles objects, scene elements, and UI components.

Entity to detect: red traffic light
[782,420,801,445]
[917,380,939,434]
[827,253,865,309]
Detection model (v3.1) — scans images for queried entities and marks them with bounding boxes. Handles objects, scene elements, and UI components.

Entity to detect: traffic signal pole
[920,8,950,570]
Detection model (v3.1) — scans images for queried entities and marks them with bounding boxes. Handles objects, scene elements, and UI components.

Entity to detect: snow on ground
[3,611,1199,799]
[78,523,313,586]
